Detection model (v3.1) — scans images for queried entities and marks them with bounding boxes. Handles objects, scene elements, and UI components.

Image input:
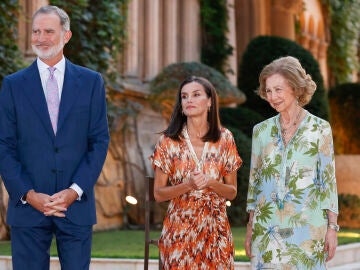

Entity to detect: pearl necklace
[280,108,302,138]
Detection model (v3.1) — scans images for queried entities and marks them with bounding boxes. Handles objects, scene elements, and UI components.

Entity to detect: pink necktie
[46,67,60,134]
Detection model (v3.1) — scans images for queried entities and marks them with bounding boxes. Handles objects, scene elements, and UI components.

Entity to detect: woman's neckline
[277,109,308,146]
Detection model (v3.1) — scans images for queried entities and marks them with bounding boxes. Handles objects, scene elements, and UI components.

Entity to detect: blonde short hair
[257,56,317,107]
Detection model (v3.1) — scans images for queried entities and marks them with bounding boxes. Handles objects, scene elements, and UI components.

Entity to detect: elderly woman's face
[265,73,297,113]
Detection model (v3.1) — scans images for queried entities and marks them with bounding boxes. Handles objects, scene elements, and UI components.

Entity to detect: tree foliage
[220,107,265,225]
[225,127,252,226]
[200,0,232,75]
[50,0,128,130]
[50,0,128,88]
[220,106,265,138]
[323,0,360,85]
[0,1,26,89]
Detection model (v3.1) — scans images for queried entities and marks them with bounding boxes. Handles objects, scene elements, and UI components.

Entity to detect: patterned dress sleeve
[220,129,242,176]
[318,121,339,214]
[246,123,263,212]
[150,135,173,175]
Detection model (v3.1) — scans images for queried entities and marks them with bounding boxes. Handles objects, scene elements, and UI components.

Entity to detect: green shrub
[220,107,266,225]
[338,194,360,229]
[238,35,329,120]
[324,0,360,85]
[200,0,232,74]
[328,83,360,154]
[149,61,245,118]
[220,106,265,138]
[226,127,252,226]
[0,1,26,88]
[50,0,128,130]
[50,0,127,85]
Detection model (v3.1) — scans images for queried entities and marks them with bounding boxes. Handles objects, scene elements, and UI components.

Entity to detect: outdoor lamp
[122,195,138,229]
[125,195,138,205]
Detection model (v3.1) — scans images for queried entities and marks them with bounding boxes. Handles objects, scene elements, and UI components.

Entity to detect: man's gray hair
[32,5,70,31]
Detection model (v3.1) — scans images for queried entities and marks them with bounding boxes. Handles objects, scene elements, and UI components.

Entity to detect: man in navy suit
[0,5,109,270]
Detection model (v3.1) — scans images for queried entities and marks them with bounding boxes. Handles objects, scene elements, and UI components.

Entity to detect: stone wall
[335,155,360,229]
[335,155,360,196]
[94,105,166,230]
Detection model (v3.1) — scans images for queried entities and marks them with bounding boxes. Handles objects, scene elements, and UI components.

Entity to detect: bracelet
[328,223,340,232]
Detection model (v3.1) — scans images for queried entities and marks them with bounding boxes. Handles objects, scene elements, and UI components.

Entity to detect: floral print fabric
[247,111,338,270]
[151,127,242,269]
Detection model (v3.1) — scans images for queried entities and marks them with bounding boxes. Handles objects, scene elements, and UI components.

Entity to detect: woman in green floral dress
[245,56,339,270]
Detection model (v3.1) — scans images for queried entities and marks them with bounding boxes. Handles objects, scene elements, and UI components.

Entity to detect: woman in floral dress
[245,56,339,269]
[151,76,242,269]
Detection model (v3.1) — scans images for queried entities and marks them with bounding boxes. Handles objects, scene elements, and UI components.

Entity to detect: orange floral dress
[151,127,242,270]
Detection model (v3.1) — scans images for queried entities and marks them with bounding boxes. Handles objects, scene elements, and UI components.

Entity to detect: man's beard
[32,39,65,60]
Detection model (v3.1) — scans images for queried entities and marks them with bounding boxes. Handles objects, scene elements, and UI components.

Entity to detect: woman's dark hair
[163,76,221,142]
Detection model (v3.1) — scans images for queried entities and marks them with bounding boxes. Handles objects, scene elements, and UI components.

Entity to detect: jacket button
[54,147,59,153]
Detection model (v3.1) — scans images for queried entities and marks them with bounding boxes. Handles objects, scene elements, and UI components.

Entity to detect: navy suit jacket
[0,59,109,226]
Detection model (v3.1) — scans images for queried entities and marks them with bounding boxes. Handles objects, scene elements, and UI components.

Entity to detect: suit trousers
[10,216,92,270]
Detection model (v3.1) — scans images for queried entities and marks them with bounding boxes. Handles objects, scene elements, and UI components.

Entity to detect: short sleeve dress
[150,126,242,270]
[246,111,338,270]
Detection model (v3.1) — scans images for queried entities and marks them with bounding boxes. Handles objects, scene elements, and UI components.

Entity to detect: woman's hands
[189,170,208,190]
[324,227,338,261]
[244,223,253,258]
[325,210,338,261]
[153,167,237,201]
[244,211,254,258]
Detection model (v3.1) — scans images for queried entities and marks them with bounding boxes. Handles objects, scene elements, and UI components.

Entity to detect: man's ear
[64,30,72,44]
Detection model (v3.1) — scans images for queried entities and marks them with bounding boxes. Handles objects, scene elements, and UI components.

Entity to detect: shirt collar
[37,56,66,75]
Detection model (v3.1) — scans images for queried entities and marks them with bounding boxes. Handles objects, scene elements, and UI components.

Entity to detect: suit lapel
[57,59,81,133]
[22,61,55,138]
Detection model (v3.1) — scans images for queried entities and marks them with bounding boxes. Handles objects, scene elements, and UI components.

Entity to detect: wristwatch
[328,223,340,232]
